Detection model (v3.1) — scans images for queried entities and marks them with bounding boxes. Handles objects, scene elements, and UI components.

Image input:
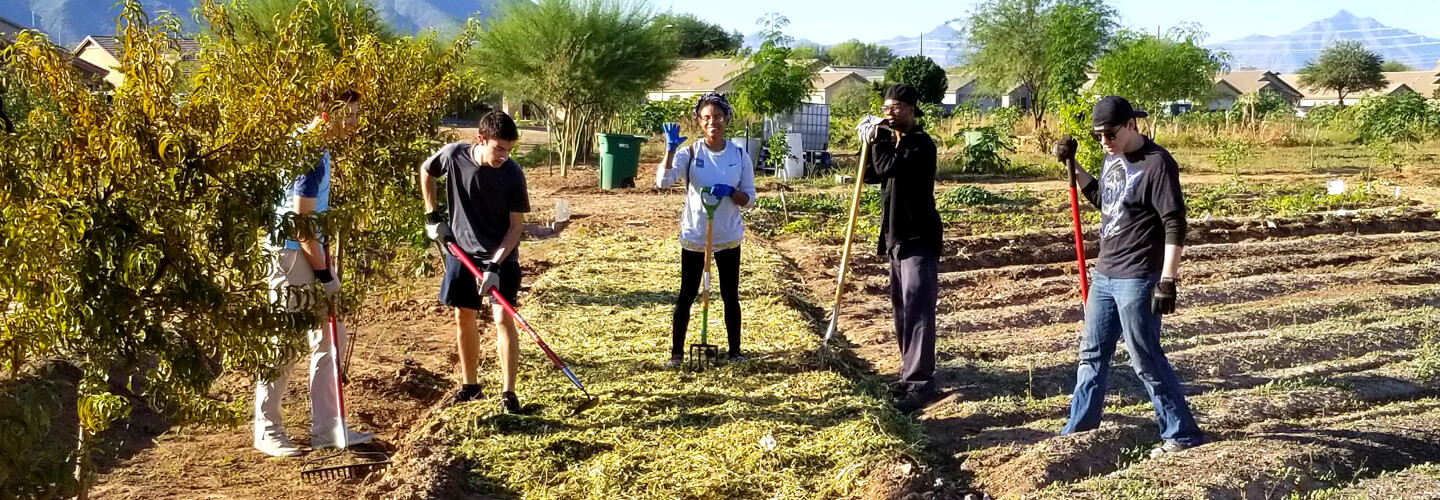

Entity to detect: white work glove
[314,268,341,298]
[855,115,891,144]
[425,211,453,242]
[478,261,500,299]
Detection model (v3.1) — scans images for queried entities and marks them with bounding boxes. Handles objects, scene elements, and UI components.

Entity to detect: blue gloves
[663,122,687,152]
[711,184,736,199]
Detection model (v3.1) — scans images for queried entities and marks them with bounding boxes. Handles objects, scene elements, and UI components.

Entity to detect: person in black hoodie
[1054,96,1206,458]
[858,84,943,413]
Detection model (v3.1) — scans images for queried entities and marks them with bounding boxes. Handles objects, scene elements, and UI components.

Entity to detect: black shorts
[440,253,522,310]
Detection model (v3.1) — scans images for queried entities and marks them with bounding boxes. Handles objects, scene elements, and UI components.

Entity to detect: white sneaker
[254,433,302,457]
[310,429,374,449]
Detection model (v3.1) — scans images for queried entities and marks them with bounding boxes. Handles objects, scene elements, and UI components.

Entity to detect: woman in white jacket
[655,93,757,367]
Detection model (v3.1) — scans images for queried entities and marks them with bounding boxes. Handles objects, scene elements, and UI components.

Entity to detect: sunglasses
[1091,125,1125,142]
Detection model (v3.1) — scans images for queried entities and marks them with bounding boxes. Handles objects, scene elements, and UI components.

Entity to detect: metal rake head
[689,343,719,372]
[300,450,391,483]
[571,395,601,416]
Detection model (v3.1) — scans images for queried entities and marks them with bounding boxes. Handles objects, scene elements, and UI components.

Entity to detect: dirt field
[77,145,1440,499]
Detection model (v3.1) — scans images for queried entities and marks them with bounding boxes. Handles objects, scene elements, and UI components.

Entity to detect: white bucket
[780,132,805,179]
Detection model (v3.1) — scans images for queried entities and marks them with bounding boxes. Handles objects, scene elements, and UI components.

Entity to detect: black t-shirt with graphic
[423,142,530,262]
[1077,137,1187,279]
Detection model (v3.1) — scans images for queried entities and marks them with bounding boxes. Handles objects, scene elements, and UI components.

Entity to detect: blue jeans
[1061,273,1204,446]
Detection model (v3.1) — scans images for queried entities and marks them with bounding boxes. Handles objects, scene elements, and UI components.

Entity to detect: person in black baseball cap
[882,83,924,117]
[1089,95,1147,156]
[1052,95,1207,458]
[855,83,943,414]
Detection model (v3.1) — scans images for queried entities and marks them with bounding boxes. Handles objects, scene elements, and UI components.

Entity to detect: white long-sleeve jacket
[655,141,756,252]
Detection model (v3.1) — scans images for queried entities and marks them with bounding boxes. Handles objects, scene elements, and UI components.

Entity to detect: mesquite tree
[472,0,678,175]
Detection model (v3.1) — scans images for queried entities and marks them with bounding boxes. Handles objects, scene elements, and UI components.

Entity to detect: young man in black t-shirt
[419,111,531,413]
[1054,96,1205,457]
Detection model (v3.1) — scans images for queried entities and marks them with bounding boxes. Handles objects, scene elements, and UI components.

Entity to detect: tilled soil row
[934,263,1440,336]
[939,208,1440,272]
[1036,401,1440,499]
[927,241,1440,314]
[967,374,1438,499]
[941,299,1438,405]
[932,285,1440,366]
[1322,463,1440,499]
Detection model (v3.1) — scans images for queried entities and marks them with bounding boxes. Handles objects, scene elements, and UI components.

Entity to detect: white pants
[253,249,350,445]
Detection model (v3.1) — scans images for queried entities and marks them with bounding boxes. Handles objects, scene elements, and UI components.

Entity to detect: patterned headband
[693,93,733,118]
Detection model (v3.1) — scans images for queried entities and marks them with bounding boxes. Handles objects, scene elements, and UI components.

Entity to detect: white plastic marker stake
[1328,179,1345,195]
[555,198,571,223]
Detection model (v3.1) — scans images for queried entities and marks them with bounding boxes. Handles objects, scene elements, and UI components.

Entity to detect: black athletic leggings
[671,246,742,356]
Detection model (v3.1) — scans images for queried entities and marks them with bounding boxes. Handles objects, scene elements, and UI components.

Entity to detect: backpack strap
[685,143,697,190]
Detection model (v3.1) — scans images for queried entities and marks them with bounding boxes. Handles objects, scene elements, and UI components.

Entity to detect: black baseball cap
[883,84,924,117]
[1091,96,1147,129]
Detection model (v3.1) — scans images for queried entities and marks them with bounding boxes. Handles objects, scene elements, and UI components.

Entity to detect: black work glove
[1053,135,1077,163]
[314,268,340,298]
[425,211,453,243]
[1151,278,1177,315]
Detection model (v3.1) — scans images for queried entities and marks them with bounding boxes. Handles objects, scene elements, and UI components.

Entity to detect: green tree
[1353,91,1432,144]
[827,39,896,67]
[963,0,1117,129]
[884,55,948,104]
[1297,40,1387,108]
[830,82,876,119]
[0,0,471,495]
[828,83,878,152]
[1379,60,1413,72]
[654,12,742,58]
[223,0,395,55]
[472,0,679,174]
[1092,24,1227,114]
[730,13,816,126]
[0,37,14,134]
[790,42,831,65]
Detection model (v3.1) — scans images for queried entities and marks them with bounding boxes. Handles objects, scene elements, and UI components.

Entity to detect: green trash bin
[598,133,646,189]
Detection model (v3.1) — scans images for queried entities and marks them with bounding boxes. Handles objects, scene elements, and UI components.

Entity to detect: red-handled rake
[1062,156,1090,307]
[443,241,600,416]
[301,248,390,482]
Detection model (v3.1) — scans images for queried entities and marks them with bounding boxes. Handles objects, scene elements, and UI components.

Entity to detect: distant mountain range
[7,4,1438,74]
[1209,10,1440,73]
[871,23,966,67]
[0,0,515,49]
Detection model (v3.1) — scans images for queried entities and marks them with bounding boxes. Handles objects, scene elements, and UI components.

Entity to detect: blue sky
[658,0,1440,45]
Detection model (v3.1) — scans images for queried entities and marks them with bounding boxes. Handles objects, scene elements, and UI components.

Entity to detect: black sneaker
[728,352,748,363]
[894,384,940,414]
[666,353,684,368]
[886,382,910,398]
[453,384,485,404]
[500,391,522,414]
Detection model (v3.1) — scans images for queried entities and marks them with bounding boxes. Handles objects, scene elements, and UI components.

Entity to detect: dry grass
[436,229,924,498]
